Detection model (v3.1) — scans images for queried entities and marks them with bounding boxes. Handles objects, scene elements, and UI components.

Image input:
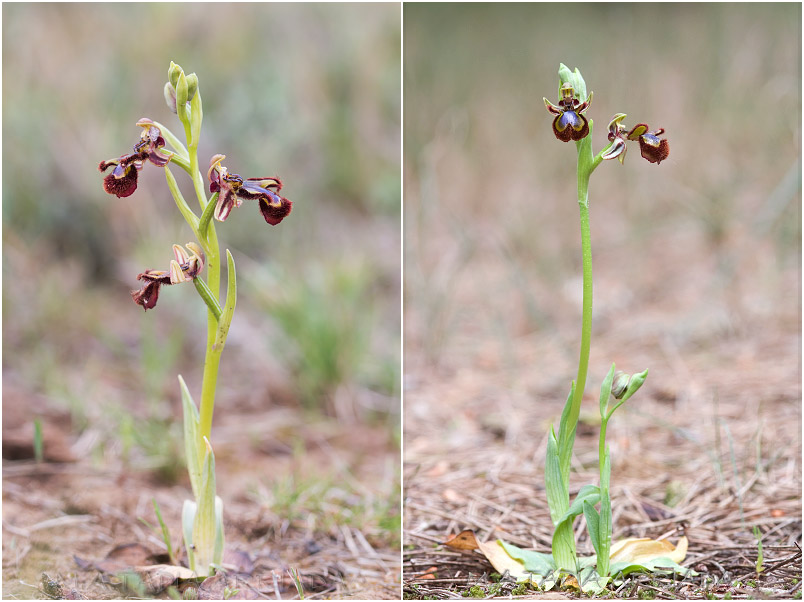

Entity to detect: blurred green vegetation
[3,4,400,481]
[404,3,801,363]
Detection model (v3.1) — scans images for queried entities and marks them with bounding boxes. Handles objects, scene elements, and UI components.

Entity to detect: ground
[402,215,801,599]
[4,401,400,600]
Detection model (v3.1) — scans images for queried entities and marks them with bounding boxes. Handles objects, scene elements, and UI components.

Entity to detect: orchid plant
[99,62,291,577]
[476,64,690,593]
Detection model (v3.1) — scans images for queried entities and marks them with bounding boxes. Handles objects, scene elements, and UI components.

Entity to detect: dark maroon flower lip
[626,124,669,164]
[99,120,171,198]
[601,115,669,165]
[544,83,592,142]
[131,270,170,311]
[207,155,292,225]
[130,244,205,311]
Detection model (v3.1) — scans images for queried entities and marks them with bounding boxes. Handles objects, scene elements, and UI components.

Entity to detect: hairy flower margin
[131,243,205,311]
[207,154,292,225]
[98,119,171,197]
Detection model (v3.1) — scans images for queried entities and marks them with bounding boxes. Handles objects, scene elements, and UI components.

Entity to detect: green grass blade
[152,498,175,565]
[33,418,43,463]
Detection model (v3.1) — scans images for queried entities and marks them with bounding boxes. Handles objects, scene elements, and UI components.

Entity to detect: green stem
[598,418,608,480]
[565,121,603,446]
[184,106,224,444]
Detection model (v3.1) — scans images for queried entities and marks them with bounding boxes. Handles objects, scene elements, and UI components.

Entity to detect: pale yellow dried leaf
[477,539,530,580]
[609,536,688,565]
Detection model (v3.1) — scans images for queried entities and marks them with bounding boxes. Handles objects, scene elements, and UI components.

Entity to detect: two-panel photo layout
[2,3,801,600]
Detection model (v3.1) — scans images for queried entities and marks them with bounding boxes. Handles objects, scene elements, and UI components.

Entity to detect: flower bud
[168,61,184,89]
[611,371,631,400]
[164,82,178,113]
[185,73,199,102]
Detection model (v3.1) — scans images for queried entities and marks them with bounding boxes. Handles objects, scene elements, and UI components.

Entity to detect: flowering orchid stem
[541,63,664,586]
[552,120,605,574]
[172,80,229,576]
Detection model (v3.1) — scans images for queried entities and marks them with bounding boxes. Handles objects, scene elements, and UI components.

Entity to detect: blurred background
[403,1,801,577]
[3,3,400,596]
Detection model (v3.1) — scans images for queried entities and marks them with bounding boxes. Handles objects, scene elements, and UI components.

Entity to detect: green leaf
[599,364,616,419]
[498,540,555,575]
[214,250,237,350]
[182,499,197,573]
[576,566,611,594]
[198,192,218,243]
[214,495,225,568]
[583,500,601,555]
[193,276,223,322]
[179,375,201,500]
[556,382,576,483]
[551,519,577,574]
[556,484,600,527]
[545,427,566,525]
[546,427,576,572]
[193,438,218,577]
[609,557,697,578]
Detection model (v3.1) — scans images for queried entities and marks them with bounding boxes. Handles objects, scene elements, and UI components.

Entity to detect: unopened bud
[185,73,198,102]
[164,82,178,113]
[611,371,631,400]
[168,61,184,88]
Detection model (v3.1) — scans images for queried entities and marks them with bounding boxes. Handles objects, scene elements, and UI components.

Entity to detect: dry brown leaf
[610,536,688,565]
[130,564,198,595]
[443,529,480,550]
[562,574,580,590]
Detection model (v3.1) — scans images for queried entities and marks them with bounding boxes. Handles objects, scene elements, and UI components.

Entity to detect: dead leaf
[609,536,688,565]
[197,572,260,599]
[443,529,479,550]
[477,539,528,579]
[128,564,198,595]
